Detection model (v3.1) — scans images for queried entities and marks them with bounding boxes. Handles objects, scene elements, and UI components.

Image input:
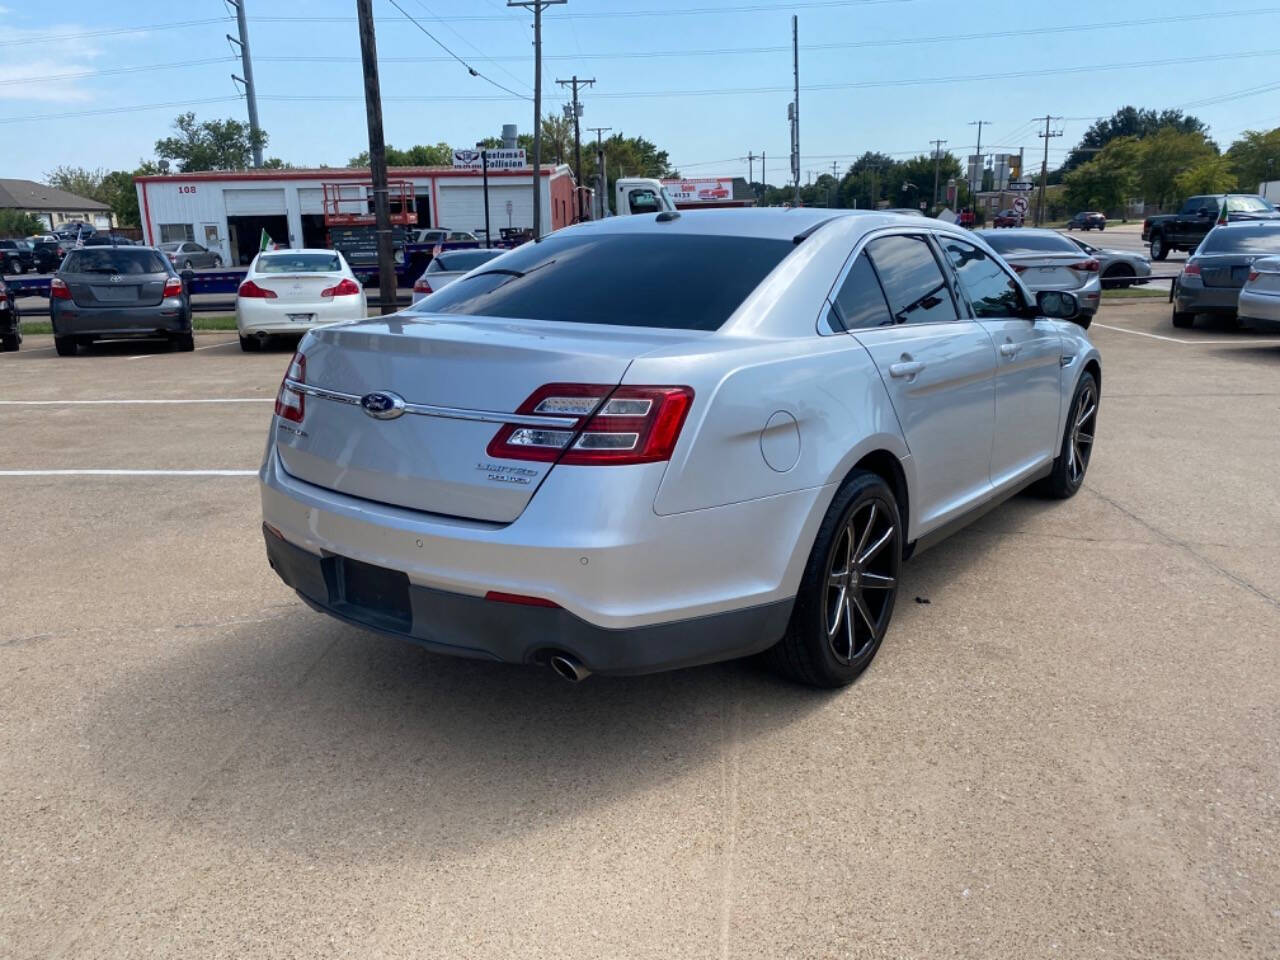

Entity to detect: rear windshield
[62,248,168,274]
[979,231,1076,254]
[158,243,181,251]
[409,233,794,330]
[256,253,343,273]
[1225,196,1273,213]
[1199,225,1280,254]
[432,250,502,272]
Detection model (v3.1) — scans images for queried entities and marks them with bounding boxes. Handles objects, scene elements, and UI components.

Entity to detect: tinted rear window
[256,253,343,273]
[433,250,502,272]
[409,233,794,330]
[1225,196,1272,213]
[979,231,1076,254]
[1199,226,1280,254]
[63,248,168,274]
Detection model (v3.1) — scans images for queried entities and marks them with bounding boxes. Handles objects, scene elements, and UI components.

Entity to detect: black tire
[1099,222,1105,231]
[1,331,19,351]
[173,333,195,352]
[764,471,902,688]
[1150,232,1169,261]
[1038,372,1098,499]
[1171,305,1194,328]
[239,334,260,352]
[53,336,77,356]
[1102,264,1135,289]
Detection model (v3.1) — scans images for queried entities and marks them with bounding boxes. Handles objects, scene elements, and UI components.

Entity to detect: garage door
[438,184,533,235]
[224,188,287,216]
[297,188,325,215]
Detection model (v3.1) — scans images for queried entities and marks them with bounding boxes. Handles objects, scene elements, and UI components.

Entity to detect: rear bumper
[51,299,190,336]
[237,295,367,335]
[264,524,792,675]
[1176,284,1240,315]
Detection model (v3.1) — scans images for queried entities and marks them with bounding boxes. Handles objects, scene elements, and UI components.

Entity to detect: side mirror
[1036,289,1079,320]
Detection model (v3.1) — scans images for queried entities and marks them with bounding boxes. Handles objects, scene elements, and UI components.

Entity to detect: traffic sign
[1012,196,1029,214]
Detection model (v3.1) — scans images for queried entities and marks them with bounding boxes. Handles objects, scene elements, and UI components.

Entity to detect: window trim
[819,226,972,335]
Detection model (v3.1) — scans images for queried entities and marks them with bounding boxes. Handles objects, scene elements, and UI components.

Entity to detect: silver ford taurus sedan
[260,210,1100,687]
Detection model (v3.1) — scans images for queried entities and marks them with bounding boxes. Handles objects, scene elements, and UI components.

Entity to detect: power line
[0,57,235,87]
[409,0,534,96]
[385,0,531,100]
[0,97,242,126]
[0,17,231,47]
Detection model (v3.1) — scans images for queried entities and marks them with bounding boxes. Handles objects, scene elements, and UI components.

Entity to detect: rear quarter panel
[638,335,909,517]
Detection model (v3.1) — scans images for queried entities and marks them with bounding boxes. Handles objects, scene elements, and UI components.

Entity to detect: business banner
[452,148,528,170]
[661,178,734,203]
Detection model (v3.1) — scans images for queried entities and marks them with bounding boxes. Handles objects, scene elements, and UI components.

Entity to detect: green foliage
[1063,106,1210,171]
[1173,155,1238,196]
[347,141,453,167]
[155,112,268,172]
[1136,127,1219,209]
[580,131,678,210]
[1226,128,1280,189]
[0,209,44,236]
[43,165,153,227]
[1062,137,1139,214]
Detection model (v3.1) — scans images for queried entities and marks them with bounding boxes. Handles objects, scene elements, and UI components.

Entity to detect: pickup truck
[1142,194,1279,260]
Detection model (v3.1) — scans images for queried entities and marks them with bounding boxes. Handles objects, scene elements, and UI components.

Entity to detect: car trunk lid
[1005,252,1095,291]
[67,272,168,308]
[274,313,698,523]
[252,273,345,303]
[1197,256,1254,289]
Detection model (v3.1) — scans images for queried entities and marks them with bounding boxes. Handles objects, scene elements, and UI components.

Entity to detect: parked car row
[1143,194,1279,260]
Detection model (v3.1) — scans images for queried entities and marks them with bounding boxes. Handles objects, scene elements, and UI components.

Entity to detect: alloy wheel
[825,500,899,664]
[1067,380,1097,485]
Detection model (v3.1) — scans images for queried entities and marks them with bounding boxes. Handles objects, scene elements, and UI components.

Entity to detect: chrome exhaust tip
[548,653,591,683]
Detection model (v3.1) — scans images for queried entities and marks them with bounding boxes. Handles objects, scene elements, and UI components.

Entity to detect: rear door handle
[1000,343,1020,358]
[888,360,925,379]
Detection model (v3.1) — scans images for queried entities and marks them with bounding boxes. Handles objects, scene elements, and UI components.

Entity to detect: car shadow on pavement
[81,607,834,863]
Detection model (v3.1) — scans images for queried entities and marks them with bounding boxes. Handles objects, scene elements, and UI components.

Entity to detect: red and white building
[133,164,578,266]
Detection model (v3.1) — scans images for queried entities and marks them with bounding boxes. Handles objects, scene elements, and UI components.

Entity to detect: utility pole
[556,75,594,223]
[226,0,262,168]
[1034,115,1063,226]
[930,138,947,213]
[791,14,800,207]
[967,119,989,204]
[747,151,756,185]
[356,0,397,315]
[761,151,766,192]
[829,160,840,208]
[588,125,610,218]
[509,0,566,239]
[477,142,491,247]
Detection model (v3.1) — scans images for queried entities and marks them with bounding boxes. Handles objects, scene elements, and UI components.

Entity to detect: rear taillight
[1010,264,1027,274]
[321,277,360,297]
[274,352,306,423]
[1069,259,1100,273]
[485,591,560,608]
[162,276,183,298]
[238,279,277,299]
[1248,270,1260,283]
[1143,218,1151,232]
[1183,263,1201,277]
[413,278,433,294]
[50,277,71,300]
[487,383,695,466]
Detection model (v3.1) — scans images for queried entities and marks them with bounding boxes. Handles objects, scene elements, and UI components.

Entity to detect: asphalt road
[2,304,1279,959]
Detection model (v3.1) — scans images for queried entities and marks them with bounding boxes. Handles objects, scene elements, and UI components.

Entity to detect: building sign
[662,178,734,203]
[452,148,528,170]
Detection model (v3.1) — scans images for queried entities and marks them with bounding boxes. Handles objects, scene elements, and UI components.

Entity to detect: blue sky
[2,0,1278,184]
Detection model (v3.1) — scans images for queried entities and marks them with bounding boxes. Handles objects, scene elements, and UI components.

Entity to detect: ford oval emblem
[360,391,406,420]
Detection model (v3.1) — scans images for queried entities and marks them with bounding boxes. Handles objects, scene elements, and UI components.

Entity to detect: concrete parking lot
[2,302,1279,959]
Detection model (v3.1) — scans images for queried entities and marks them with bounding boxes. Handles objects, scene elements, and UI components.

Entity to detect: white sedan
[235,249,367,351]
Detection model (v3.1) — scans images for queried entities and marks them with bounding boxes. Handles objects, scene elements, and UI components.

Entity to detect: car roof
[1206,220,1280,234]
[257,248,342,255]
[565,207,933,242]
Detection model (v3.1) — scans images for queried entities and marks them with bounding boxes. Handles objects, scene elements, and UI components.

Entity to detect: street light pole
[478,142,491,248]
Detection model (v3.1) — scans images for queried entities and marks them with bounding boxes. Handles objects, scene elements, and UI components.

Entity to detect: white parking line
[0,469,257,477]
[0,398,270,405]
[1092,322,1280,346]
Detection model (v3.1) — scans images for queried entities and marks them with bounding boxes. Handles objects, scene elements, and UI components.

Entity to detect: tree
[155,112,267,172]
[44,164,153,227]
[0,209,44,236]
[1136,127,1219,209]
[1174,155,1237,197]
[580,132,678,210]
[1062,136,1140,215]
[1227,128,1280,190]
[840,152,896,210]
[1063,106,1210,171]
[347,141,452,167]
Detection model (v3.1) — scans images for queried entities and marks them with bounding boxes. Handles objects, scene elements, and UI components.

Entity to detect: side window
[628,189,660,214]
[940,237,1025,318]
[864,234,959,325]
[829,253,894,331]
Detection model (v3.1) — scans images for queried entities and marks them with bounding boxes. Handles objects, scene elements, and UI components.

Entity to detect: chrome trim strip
[285,379,580,427]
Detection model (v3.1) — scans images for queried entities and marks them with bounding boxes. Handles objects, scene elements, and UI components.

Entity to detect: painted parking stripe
[1092,322,1280,346]
[0,469,257,477]
[0,398,271,405]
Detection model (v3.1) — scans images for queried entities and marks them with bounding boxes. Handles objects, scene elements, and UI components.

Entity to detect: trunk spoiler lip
[284,379,581,429]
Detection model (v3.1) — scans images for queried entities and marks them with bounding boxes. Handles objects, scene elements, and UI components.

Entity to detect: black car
[1172,221,1280,328]
[49,245,193,355]
[1066,211,1107,231]
[0,277,19,351]
[82,234,134,247]
[0,239,36,275]
[54,221,96,241]
[1144,194,1279,260]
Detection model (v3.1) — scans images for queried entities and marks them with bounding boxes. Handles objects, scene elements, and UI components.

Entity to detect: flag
[1217,199,1230,226]
[259,228,273,252]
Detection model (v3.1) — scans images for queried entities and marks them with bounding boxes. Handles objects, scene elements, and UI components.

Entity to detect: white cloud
[0,24,102,103]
